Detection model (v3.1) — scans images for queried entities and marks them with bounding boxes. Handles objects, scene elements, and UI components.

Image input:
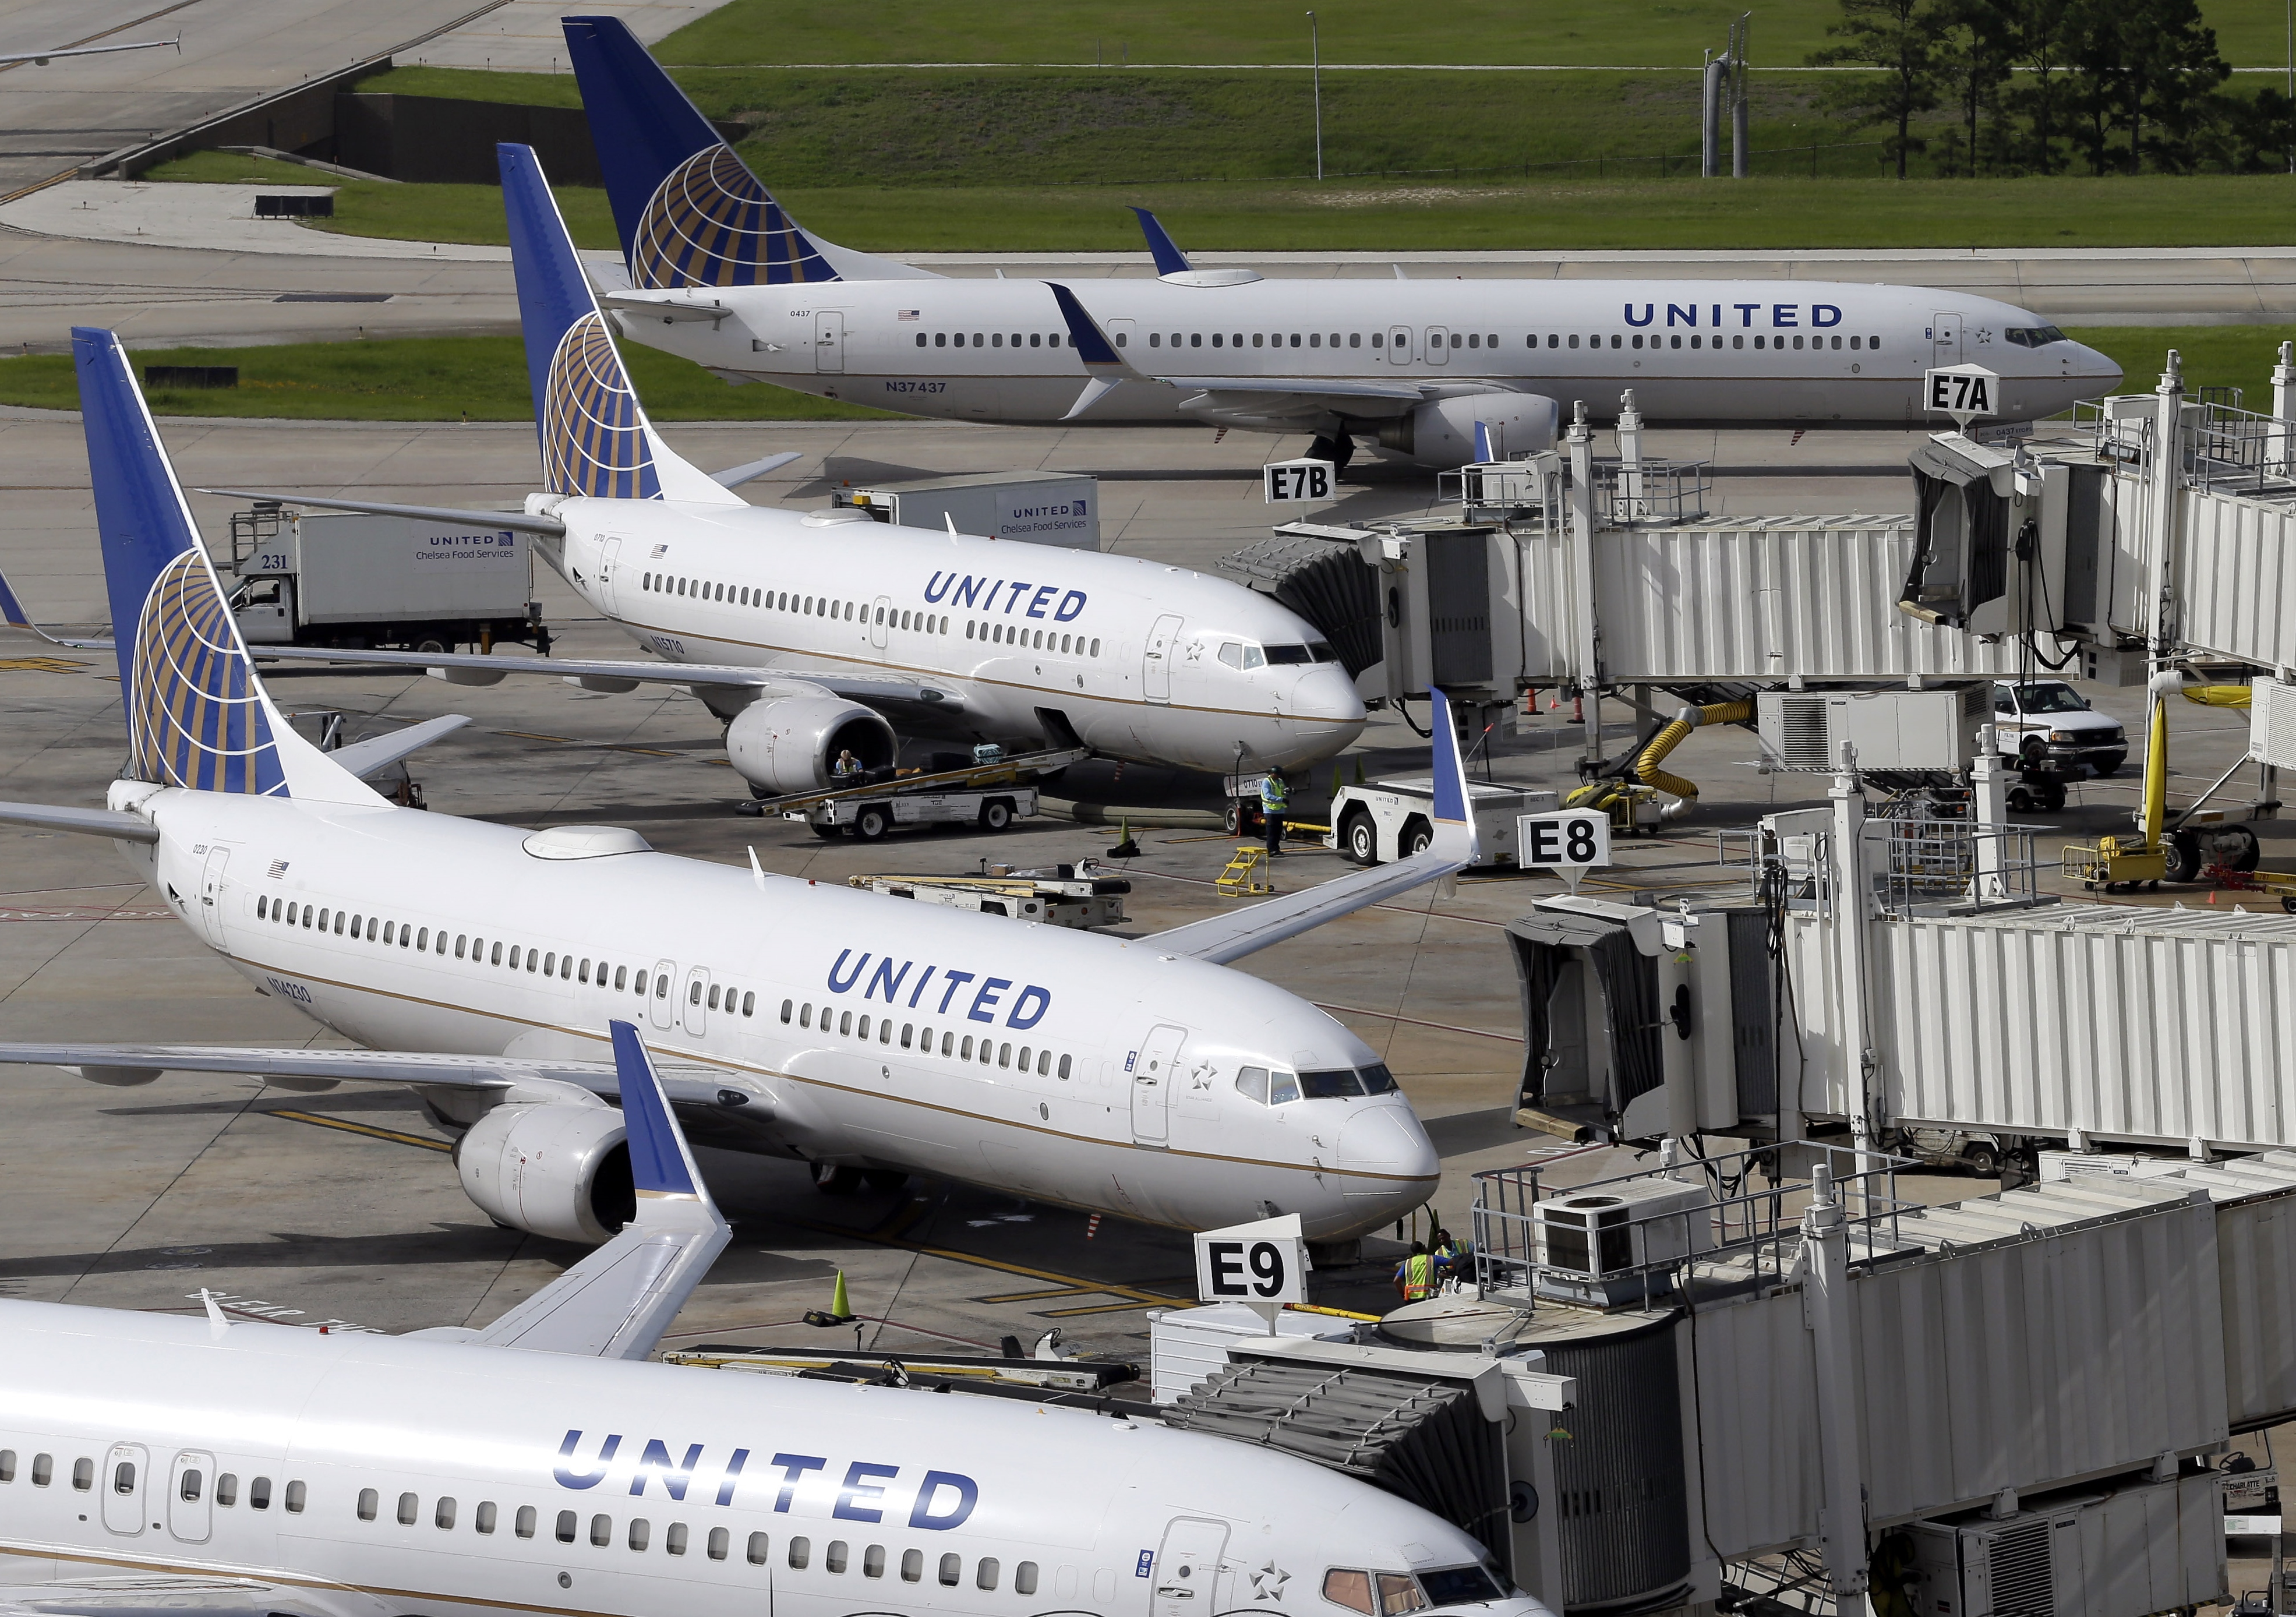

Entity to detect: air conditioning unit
[1757,684,1987,773]
[2251,679,2296,773]
[1532,1178,1713,1305]
[1903,1471,2223,1617]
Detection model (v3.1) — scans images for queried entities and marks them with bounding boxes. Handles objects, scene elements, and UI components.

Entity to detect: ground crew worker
[1393,1241,1433,1301]
[832,748,862,779]
[1260,767,1290,857]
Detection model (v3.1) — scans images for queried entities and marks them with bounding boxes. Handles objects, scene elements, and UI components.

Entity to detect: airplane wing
[1144,687,1480,965]
[0,1041,735,1107]
[0,1574,327,1617]
[0,802,160,843]
[449,1022,730,1359]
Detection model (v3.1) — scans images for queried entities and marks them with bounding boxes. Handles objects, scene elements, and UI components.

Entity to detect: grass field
[0,324,2276,423]
[637,0,2294,69]
[142,149,2296,252]
[0,336,893,423]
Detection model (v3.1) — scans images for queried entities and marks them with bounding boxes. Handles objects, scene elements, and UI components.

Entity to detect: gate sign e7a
[1193,1212,1308,1319]
[1263,458,1336,504]
[1516,809,1611,894]
[1924,365,2000,428]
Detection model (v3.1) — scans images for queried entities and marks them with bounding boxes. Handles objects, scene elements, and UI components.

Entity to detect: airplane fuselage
[118,782,1439,1241]
[614,278,2121,433]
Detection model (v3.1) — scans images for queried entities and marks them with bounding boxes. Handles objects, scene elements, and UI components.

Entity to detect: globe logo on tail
[128,549,285,796]
[631,146,833,289]
[543,312,661,500]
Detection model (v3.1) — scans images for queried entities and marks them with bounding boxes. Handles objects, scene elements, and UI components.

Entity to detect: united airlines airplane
[191,144,1366,791]
[0,1024,1548,1617]
[560,16,2122,471]
[0,324,1470,1246]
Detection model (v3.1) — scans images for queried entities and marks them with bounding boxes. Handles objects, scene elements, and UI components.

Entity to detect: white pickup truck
[1327,777,1557,866]
[1986,680,2128,776]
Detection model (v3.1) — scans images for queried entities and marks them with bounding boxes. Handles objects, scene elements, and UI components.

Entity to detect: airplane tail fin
[72,328,380,803]
[499,143,738,505]
[563,16,932,289]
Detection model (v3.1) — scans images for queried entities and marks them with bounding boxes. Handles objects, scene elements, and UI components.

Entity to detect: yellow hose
[2142,695,2169,849]
[2179,683,2252,708]
[1636,701,1754,800]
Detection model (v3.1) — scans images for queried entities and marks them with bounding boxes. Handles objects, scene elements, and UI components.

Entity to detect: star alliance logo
[1250,1562,1291,1601]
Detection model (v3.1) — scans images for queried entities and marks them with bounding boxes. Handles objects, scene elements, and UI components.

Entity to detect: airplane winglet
[1427,686,1479,865]
[1045,283,1146,420]
[1130,207,1193,276]
[612,1018,711,1210]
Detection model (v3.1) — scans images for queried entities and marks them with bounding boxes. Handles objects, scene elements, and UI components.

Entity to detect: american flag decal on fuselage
[631,145,835,289]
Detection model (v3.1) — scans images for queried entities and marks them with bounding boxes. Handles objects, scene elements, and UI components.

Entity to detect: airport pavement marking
[1312,1002,1522,1042]
[261,1108,454,1153]
[789,1214,1192,1314]
[0,657,87,674]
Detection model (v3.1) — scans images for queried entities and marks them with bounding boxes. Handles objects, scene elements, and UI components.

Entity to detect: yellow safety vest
[1400,1253,1433,1301]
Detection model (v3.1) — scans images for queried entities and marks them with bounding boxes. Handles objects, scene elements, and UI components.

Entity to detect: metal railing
[1715,820,1832,912]
[1866,814,2048,915]
[1438,460,1559,525]
[1471,1141,1917,1315]
[2187,398,2296,499]
[1595,457,1711,525]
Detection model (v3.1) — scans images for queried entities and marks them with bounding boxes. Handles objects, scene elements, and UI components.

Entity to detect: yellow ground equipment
[2062,685,2260,891]
[1216,846,1272,896]
[1633,700,1753,807]
[2062,697,2172,890]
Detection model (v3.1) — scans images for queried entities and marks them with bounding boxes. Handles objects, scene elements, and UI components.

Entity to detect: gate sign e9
[1193,1213,1307,1308]
[1923,365,1999,425]
[1264,458,1336,504]
[1517,809,1610,892]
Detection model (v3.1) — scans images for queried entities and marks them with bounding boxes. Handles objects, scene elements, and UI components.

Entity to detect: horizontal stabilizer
[327,714,471,778]
[472,1020,728,1358]
[1145,687,1478,963]
[199,489,567,536]
[0,801,159,844]
[710,450,803,488]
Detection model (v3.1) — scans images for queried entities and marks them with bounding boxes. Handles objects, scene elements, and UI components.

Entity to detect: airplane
[171,143,1368,792]
[559,16,2124,473]
[0,1019,1550,1617]
[0,322,1475,1248]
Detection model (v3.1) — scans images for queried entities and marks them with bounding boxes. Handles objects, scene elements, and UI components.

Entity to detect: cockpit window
[2004,326,2069,348]
[1244,644,1266,669]
[1269,1069,1301,1104]
[1301,1069,1365,1099]
[1324,1572,1375,1615]
[1359,1062,1399,1095]
[1418,1567,1506,1607]
[1235,1066,1270,1103]
[1220,642,1244,669]
[1264,643,1315,665]
[1310,641,1340,662]
[1378,1573,1427,1615]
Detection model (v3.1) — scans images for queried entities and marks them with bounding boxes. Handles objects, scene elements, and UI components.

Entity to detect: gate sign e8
[1924,365,2000,428]
[1264,458,1336,504]
[1193,1213,1307,1311]
[1517,809,1610,894]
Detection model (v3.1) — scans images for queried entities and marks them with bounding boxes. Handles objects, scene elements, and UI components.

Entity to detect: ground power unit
[1903,1471,2222,1617]
[1755,684,1988,772]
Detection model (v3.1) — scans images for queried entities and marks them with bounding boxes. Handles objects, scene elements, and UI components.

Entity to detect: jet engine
[1375,393,1559,469]
[723,694,898,795]
[454,1101,633,1245]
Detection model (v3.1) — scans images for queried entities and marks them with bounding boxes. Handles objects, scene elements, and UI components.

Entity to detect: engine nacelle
[724,694,898,795]
[454,1101,633,1245]
[1376,393,1560,469]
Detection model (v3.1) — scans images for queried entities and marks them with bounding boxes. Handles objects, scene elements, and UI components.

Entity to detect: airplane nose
[1338,1103,1439,1183]
[2072,343,2123,389]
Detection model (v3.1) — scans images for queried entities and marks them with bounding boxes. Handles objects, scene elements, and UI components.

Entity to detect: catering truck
[227,503,547,652]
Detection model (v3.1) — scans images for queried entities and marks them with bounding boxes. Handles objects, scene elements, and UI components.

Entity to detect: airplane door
[1143,614,1182,704]
[101,1443,147,1536]
[167,1451,214,1544]
[870,595,891,651]
[1130,1024,1188,1144]
[1424,326,1451,366]
[196,846,232,949]
[597,535,627,621]
[649,958,676,1030]
[815,311,846,373]
[1151,1517,1231,1617]
[1931,312,1962,366]
[683,966,711,1035]
[1387,326,1412,364]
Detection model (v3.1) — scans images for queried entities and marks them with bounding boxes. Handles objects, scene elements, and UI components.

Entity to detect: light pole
[2286,0,2292,173]
[1307,10,1323,181]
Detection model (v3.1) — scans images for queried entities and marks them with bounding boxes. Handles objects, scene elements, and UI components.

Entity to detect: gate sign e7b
[1263,458,1336,504]
[1516,809,1611,894]
[1923,365,2000,428]
[1193,1212,1308,1323]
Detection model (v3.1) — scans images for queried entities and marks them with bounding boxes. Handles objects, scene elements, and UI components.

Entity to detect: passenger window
[667,1522,688,1555]
[656,976,669,1000]
[614,966,627,990]
[0,1450,14,1482]
[828,1541,850,1573]
[866,1545,886,1577]
[998,1042,1011,1068]
[557,1510,577,1543]
[71,1459,91,1491]
[789,1536,811,1569]
[903,1548,924,1581]
[782,998,794,1023]
[217,1474,237,1506]
[257,896,268,918]
[840,1011,853,1036]
[708,1526,730,1560]
[491,942,503,966]
[630,1519,650,1551]
[743,991,755,1016]
[358,1488,378,1521]
[455,934,467,958]
[477,1501,497,1534]
[179,1469,203,1501]
[1058,1053,1072,1078]
[1271,1071,1301,1104]
[901,1023,914,1048]
[591,1513,613,1547]
[508,945,521,969]
[517,1505,537,1538]
[707,984,719,1009]
[1237,1066,1270,1103]
[1018,1562,1040,1594]
[1326,1570,1376,1615]
[1038,1050,1052,1075]
[31,1455,51,1487]
[979,1558,1001,1590]
[859,1015,872,1040]
[397,1492,418,1525]
[111,1460,134,1495]
[436,1497,456,1529]
[940,1553,963,1586]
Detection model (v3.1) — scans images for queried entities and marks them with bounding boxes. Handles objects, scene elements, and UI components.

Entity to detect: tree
[1811,0,1947,177]
[1935,0,2019,174]
[2121,0,2230,171]
[2002,0,2076,173]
